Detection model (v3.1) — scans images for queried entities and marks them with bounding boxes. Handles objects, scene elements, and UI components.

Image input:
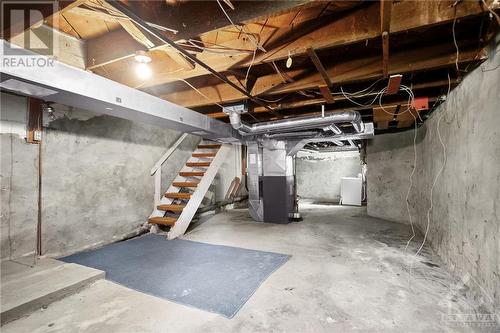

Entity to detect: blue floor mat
[61,234,290,318]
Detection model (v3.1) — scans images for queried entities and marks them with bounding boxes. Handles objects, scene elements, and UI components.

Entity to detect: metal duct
[227,111,364,136]
[0,40,238,141]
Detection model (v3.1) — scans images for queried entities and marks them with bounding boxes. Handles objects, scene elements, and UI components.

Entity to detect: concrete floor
[2,204,485,332]
[1,257,104,325]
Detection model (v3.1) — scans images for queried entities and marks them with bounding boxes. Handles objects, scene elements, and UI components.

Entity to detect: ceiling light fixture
[134,50,153,79]
[134,50,152,64]
[286,51,293,68]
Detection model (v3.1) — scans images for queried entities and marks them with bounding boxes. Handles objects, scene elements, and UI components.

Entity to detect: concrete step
[1,258,104,325]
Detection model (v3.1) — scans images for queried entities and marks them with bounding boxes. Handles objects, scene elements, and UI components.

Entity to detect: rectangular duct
[0,40,238,141]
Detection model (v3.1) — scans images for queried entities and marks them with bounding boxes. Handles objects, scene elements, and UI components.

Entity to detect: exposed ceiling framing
[7,0,499,134]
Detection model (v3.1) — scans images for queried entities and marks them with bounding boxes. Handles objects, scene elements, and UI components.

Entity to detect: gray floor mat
[61,234,290,318]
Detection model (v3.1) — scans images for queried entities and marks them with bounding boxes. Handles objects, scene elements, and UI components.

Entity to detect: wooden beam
[253,97,437,123]
[382,31,389,78]
[69,6,126,22]
[161,43,482,108]
[206,78,456,118]
[307,47,335,103]
[26,98,43,144]
[397,119,415,128]
[380,0,392,33]
[2,1,85,40]
[377,121,389,130]
[149,0,485,86]
[85,0,310,69]
[160,46,195,70]
[380,0,392,78]
[119,0,310,40]
[92,0,486,86]
[82,0,194,70]
[307,47,333,87]
[318,85,335,104]
[87,28,145,68]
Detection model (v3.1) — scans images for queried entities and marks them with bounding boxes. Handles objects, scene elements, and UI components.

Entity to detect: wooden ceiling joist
[160,43,483,108]
[86,0,487,88]
[307,47,333,87]
[380,0,392,78]
[205,78,457,119]
[148,1,486,88]
[307,47,335,103]
[79,0,196,70]
[84,0,312,70]
[248,95,436,124]
[2,0,85,39]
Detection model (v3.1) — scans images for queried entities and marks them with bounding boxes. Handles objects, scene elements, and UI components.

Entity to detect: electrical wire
[452,5,460,73]
[481,0,500,25]
[409,72,452,283]
[184,39,254,56]
[245,46,257,83]
[216,0,266,52]
[338,78,385,97]
[403,111,418,255]
[177,79,225,109]
[340,86,383,107]
[255,94,292,103]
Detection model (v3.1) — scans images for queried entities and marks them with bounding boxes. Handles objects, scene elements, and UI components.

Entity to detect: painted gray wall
[1,92,219,258]
[366,45,500,312]
[296,150,361,202]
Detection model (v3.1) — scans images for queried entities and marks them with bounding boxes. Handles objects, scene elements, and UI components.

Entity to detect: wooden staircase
[148,141,230,239]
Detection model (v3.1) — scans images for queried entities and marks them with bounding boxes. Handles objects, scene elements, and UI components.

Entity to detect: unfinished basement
[0,0,499,332]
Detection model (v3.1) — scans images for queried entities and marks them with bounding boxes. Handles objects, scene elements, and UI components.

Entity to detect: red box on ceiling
[412,97,429,111]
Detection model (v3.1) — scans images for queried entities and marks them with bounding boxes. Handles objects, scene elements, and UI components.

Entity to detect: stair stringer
[167,144,231,239]
[149,152,204,219]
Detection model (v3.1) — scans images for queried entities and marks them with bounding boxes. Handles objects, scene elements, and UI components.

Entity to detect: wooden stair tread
[192,153,216,158]
[179,171,205,177]
[148,216,177,226]
[198,144,221,149]
[157,204,185,212]
[186,162,211,167]
[165,192,192,199]
[173,181,199,188]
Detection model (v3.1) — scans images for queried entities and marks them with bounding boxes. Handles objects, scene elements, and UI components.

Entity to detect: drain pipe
[227,111,364,136]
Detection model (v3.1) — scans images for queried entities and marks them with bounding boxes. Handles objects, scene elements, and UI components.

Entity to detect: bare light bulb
[286,51,292,68]
[136,62,152,80]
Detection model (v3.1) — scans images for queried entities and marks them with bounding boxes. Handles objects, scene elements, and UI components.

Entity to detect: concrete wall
[366,45,500,312]
[296,150,361,202]
[366,131,421,223]
[1,92,238,259]
[213,144,244,202]
[1,94,39,259]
